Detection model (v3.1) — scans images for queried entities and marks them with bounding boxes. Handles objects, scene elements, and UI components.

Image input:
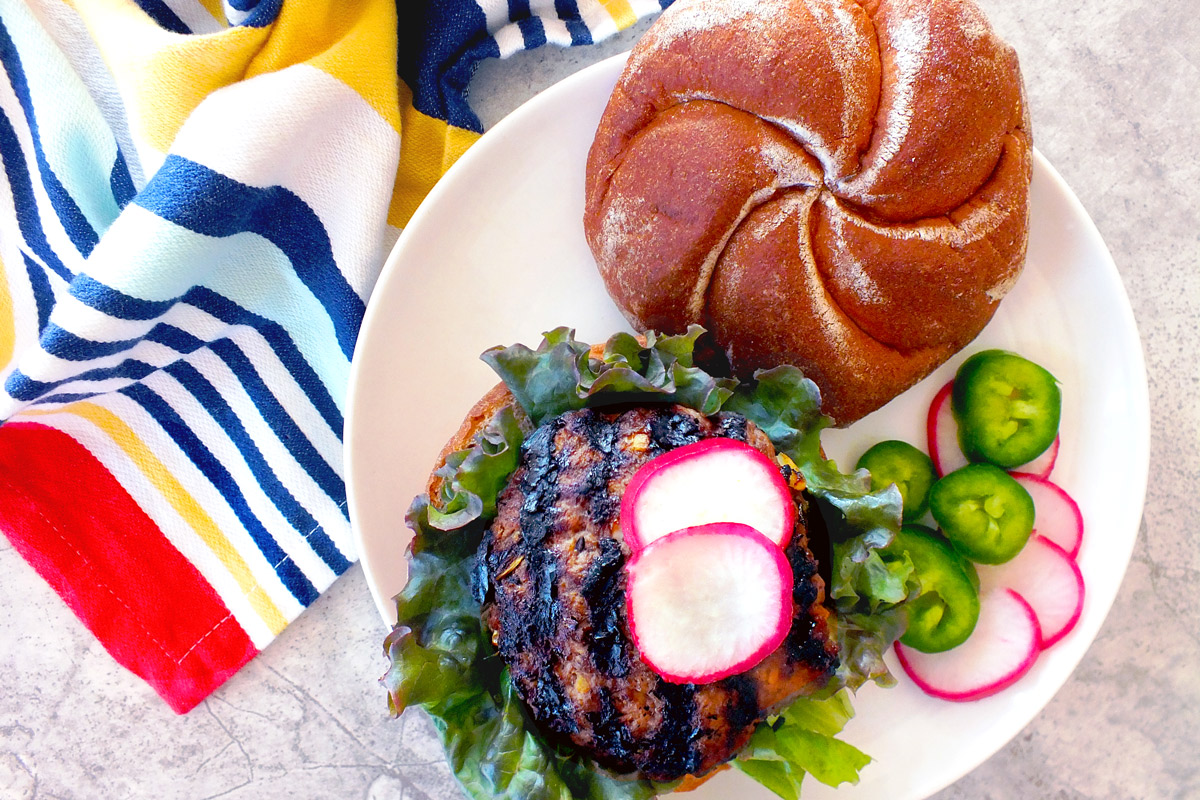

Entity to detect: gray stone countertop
[2,1,1197,798]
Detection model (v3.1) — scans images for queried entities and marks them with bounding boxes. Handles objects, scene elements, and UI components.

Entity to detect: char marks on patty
[476,404,838,781]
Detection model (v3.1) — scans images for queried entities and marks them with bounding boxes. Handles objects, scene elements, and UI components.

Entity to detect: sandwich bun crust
[584,0,1033,425]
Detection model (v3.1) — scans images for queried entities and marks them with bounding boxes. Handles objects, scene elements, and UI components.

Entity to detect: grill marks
[588,687,637,762]
[649,682,703,776]
[581,536,629,677]
[518,419,564,547]
[578,410,622,527]
[648,407,704,449]
[478,404,838,781]
[788,533,824,612]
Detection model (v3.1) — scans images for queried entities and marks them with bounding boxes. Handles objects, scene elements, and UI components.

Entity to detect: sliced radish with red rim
[626,522,793,684]
[928,381,969,477]
[620,437,796,552]
[977,534,1084,649]
[895,588,1042,702]
[1009,472,1084,558]
[1017,436,1059,478]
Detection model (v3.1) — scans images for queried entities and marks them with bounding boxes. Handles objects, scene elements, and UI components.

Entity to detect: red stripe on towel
[0,421,257,712]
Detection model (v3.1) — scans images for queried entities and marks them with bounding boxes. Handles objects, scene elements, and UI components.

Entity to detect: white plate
[346,53,1149,800]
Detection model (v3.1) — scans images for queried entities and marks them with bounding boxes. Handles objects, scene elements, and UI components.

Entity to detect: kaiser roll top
[584,0,1032,425]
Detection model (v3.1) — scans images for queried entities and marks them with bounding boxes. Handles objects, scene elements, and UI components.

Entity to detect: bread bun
[584,0,1032,425]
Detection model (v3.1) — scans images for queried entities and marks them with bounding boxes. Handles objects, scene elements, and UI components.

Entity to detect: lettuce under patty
[382,327,916,800]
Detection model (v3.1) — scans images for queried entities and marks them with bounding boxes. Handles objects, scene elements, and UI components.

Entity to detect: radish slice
[928,380,1060,478]
[1009,473,1084,558]
[978,534,1085,649]
[895,588,1041,702]
[927,381,968,477]
[626,522,793,683]
[1015,435,1059,478]
[620,438,796,552]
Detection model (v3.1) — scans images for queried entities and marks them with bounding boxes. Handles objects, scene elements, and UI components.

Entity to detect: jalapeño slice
[856,440,937,522]
[883,525,980,653]
[952,350,1061,468]
[929,464,1034,565]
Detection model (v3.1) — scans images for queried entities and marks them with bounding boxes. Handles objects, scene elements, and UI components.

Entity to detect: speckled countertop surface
[3,2,1198,798]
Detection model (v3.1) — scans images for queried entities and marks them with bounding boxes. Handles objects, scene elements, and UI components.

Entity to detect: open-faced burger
[384,328,916,799]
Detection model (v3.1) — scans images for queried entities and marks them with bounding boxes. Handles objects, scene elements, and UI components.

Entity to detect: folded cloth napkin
[0,0,668,713]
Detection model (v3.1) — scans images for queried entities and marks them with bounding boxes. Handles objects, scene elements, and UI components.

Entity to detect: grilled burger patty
[474,403,839,781]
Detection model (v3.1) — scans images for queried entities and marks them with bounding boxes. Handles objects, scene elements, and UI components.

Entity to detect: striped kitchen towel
[0,0,669,713]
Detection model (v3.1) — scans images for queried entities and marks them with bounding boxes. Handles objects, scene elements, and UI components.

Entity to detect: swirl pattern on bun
[584,0,1032,425]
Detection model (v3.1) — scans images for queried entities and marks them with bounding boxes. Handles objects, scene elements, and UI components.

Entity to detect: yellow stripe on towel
[0,254,13,371]
[598,0,638,30]
[245,0,401,134]
[390,80,480,228]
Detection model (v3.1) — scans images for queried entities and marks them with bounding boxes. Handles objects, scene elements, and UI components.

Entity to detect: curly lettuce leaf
[386,328,914,799]
[478,327,591,424]
[723,365,829,461]
[734,690,871,800]
[481,326,735,425]
[426,405,525,531]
